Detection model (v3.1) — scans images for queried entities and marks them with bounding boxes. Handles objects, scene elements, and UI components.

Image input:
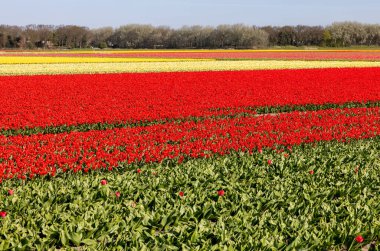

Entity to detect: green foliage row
[1,138,380,250]
[2,100,380,137]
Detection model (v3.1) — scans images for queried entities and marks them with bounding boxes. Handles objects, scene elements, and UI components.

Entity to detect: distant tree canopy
[0,22,380,49]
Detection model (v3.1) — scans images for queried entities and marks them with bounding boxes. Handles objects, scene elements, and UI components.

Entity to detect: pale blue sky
[1,0,379,28]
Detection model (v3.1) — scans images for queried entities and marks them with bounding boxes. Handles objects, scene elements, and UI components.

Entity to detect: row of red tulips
[1,68,380,130]
[1,107,379,181]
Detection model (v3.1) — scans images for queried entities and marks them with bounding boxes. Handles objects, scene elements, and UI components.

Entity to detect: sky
[1,0,379,28]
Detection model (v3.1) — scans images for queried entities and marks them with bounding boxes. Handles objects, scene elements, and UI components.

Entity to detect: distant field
[2,49,380,61]
[1,49,380,75]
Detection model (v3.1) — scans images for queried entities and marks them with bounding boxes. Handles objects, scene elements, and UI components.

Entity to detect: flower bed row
[1,137,379,250]
[1,60,380,76]
[2,68,380,130]
[1,107,379,181]
[2,100,380,137]
[2,50,380,61]
[0,56,209,64]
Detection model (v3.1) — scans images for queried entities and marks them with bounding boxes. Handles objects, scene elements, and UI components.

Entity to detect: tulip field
[1,50,380,250]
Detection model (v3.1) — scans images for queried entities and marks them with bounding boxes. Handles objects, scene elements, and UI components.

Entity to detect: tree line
[1,22,380,49]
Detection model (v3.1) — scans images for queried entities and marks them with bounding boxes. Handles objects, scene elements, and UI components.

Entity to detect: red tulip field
[0,50,379,250]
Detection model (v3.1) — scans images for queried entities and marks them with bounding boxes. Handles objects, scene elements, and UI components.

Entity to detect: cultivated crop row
[2,50,380,60]
[1,138,379,249]
[1,107,379,181]
[1,68,380,130]
[1,60,380,76]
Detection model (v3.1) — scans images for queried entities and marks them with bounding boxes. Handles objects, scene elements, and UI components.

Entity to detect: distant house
[35,40,54,49]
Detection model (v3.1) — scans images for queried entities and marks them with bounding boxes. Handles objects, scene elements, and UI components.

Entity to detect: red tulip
[137,169,141,174]
[0,211,6,218]
[355,235,364,243]
[178,156,184,164]
[115,191,121,198]
[218,190,225,196]
[8,190,14,196]
[267,159,272,165]
[354,166,359,174]
[179,191,184,197]
[100,179,107,185]
[309,170,314,175]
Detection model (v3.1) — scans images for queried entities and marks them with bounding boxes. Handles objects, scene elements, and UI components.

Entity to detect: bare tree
[91,27,114,48]
[1,22,380,49]
[55,25,91,48]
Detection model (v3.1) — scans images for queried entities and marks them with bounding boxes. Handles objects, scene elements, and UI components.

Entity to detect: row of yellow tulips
[0,57,212,64]
[1,60,380,75]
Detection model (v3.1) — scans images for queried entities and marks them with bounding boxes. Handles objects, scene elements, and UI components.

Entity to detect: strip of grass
[2,100,380,137]
[0,137,379,250]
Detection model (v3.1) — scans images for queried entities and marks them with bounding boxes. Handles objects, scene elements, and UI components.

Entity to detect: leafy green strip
[1,100,380,137]
[0,137,379,249]
[210,100,380,113]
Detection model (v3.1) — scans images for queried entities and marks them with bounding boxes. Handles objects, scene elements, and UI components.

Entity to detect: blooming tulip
[355,235,364,243]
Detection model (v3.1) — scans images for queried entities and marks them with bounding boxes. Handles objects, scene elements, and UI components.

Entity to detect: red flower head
[309,170,314,175]
[179,191,184,197]
[218,190,225,196]
[178,156,184,164]
[115,191,121,198]
[354,166,359,174]
[0,211,6,218]
[355,235,364,243]
[137,169,141,174]
[100,179,107,185]
[8,190,14,196]
[267,159,272,165]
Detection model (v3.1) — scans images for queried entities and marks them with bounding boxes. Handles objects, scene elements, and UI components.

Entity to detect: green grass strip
[1,100,380,137]
[1,137,379,249]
